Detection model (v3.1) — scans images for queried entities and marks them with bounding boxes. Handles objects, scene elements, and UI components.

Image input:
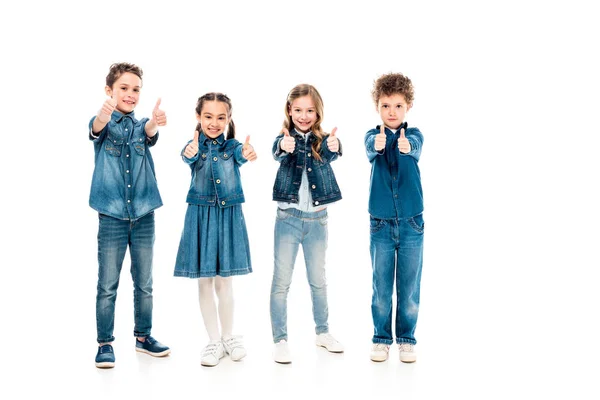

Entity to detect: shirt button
[213,157,218,161]
[128,184,131,188]
[139,138,143,142]
[202,154,206,159]
[126,170,130,173]
[126,142,129,145]
[125,129,128,132]
[223,153,228,158]
[213,140,217,144]
[394,194,398,198]
[221,201,226,206]
[307,168,312,172]
[311,185,316,189]
[216,179,221,184]
[127,200,131,203]
[314,201,319,205]
[307,153,311,157]
[126,154,129,157]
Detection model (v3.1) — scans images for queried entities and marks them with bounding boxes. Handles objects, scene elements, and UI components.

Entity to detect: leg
[369,217,396,345]
[96,214,128,343]
[214,276,234,338]
[395,215,424,345]
[129,212,155,338]
[303,212,329,335]
[198,278,220,341]
[270,209,301,343]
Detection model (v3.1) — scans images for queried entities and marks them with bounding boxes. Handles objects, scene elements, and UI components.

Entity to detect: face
[106,72,142,114]
[288,95,317,133]
[197,101,230,139]
[378,93,411,130]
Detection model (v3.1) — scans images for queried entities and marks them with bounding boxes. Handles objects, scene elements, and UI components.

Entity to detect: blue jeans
[370,214,424,345]
[270,208,329,342]
[96,212,155,343]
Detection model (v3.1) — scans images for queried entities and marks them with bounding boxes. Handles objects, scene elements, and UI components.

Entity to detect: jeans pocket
[370,216,387,234]
[276,208,290,221]
[407,213,424,233]
[318,214,328,226]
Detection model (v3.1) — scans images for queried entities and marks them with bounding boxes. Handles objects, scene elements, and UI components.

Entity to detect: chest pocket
[133,136,146,156]
[105,133,124,157]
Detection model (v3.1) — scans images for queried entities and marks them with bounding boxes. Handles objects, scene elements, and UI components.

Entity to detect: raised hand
[151,98,167,126]
[397,127,411,154]
[374,124,387,151]
[280,127,296,153]
[184,130,200,158]
[326,127,339,153]
[97,97,117,124]
[242,135,257,161]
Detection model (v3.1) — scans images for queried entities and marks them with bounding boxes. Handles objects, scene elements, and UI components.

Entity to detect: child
[174,93,257,367]
[270,83,344,364]
[364,73,424,363]
[89,62,170,368]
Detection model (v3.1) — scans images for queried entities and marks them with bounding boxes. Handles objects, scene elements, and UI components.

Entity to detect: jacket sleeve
[320,134,341,162]
[233,140,249,166]
[181,140,199,166]
[272,134,290,162]
[365,128,384,162]
[401,128,423,162]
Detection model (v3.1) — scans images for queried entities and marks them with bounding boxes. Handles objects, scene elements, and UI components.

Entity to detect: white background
[1,0,599,398]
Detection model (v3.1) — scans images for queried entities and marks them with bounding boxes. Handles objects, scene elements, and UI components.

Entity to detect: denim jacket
[88,111,162,220]
[272,129,342,206]
[183,132,248,207]
[364,122,423,219]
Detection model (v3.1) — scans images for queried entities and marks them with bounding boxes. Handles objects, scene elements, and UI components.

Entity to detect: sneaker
[222,335,247,361]
[315,333,344,353]
[95,344,115,368]
[398,343,416,363]
[135,336,171,357]
[370,343,390,362]
[201,340,225,367]
[273,340,292,364]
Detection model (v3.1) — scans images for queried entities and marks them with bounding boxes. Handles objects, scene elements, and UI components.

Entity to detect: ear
[407,103,413,112]
[105,85,112,97]
[287,104,292,116]
[196,113,201,123]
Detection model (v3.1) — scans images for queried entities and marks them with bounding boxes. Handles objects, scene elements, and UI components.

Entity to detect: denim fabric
[182,132,247,207]
[370,214,424,345]
[96,212,155,343]
[270,207,329,342]
[89,111,162,220]
[364,123,423,219]
[272,129,342,206]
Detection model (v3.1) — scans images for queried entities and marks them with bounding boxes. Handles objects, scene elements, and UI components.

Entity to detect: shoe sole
[316,343,344,353]
[135,347,171,357]
[274,359,291,364]
[400,356,416,363]
[370,355,388,362]
[95,361,115,368]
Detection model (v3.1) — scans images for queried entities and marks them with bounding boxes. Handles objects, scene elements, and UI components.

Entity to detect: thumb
[283,128,290,137]
[244,135,250,147]
[330,127,337,137]
[193,130,199,143]
[154,98,162,112]
[400,128,405,139]
[380,124,385,135]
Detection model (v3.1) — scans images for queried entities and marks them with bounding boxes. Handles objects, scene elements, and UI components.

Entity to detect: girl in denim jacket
[269,84,344,363]
[174,93,257,367]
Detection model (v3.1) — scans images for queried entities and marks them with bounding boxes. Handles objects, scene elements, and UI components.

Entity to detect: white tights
[198,276,234,341]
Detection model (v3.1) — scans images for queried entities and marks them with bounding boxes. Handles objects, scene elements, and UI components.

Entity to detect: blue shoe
[95,344,115,368]
[135,336,171,357]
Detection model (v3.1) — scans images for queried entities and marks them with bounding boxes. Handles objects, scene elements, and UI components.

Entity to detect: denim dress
[174,132,252,278]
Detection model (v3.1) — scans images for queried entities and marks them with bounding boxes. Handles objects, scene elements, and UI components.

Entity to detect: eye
[396,104,402,109]
[134,88,140,93]
[382,105,388,108]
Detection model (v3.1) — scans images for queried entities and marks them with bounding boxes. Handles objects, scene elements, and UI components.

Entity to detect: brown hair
[195,92,236,140]
[284,84,325,161]
[105,62,143,88]
[371,73,414,107]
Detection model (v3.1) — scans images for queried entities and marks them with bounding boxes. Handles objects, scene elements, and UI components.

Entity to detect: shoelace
[202,343,221,356]
[399,343,414,352]
[99,345,112,354]
[223,336,243,349]
[373,343,389,352]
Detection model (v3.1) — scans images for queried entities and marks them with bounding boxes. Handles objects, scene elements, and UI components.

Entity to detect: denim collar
[111,110,138,124]
[377,121,408,135]
[200,131,225,145]
[291,128,312,139]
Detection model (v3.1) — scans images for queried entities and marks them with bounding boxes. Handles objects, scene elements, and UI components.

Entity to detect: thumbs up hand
[184,130,200,158]
[374,124,387,151]
[151,98,167,127]
[97,97,118,124]
[280,127,296,153]
[326,127,339,153]
[397,128,411,154]
[242,135,257,161]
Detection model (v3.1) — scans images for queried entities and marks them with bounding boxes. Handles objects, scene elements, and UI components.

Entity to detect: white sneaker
[201,340,225,367]
[315,333,344,353]
[398,343,416,363]
[273,340,292,364]
[222,335,246,361]
[370,343,390,362]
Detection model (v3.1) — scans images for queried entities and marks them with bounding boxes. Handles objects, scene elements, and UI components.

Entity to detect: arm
[365,128,384,162]
[89,116,108,141]
[181,140,199,165]
[272,134,289,162]
[402,128,423,161]
[320,134,341,162]
[145,98,166,138]
[233,140,249,166]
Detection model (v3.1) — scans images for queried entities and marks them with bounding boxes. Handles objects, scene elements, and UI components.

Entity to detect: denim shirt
[272,129,342,207]
[88,111,162,220]
[183,132,248,207]
[364,122,424,219]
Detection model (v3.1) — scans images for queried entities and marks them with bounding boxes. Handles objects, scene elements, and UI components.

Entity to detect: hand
[242,135,257,161]
[397,128,411,154]
[374,124,386,151]
[184,130,200,158]
[326,127,339,153]
[151,98,167,126]
[280,128,296,153]
[97,97,117,124]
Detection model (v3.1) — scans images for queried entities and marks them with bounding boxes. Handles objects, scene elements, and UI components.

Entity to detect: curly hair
[105,62,143,88]
[371,73,414,106]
